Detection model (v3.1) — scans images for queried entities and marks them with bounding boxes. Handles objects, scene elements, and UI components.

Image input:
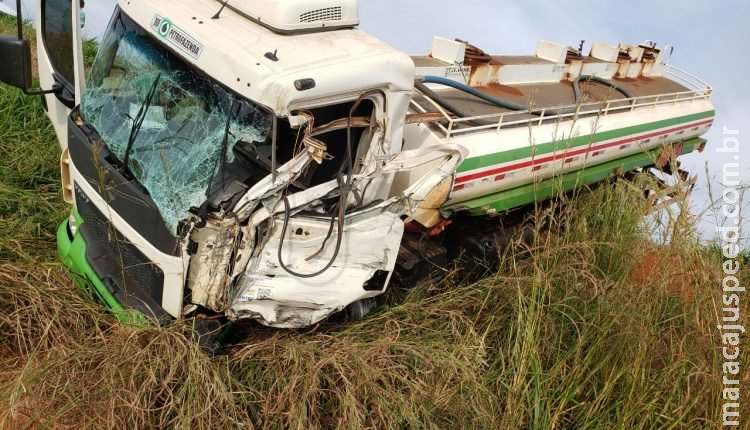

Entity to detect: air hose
[417,76,573,121]
[414,80,499,126]
[572,75,633,101]
[277,91,379,278]
[417,74,633,123]
[421,75,528,111]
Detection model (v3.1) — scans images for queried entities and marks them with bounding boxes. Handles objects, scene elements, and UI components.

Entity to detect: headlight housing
[68,212,79,236]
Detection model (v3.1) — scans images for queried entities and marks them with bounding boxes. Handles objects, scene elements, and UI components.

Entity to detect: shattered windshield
[81,11,273,234]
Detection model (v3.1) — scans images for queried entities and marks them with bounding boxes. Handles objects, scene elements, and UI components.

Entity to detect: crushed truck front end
[58,0,463,327]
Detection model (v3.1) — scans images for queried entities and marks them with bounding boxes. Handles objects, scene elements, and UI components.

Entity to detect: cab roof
[120,0,416,114]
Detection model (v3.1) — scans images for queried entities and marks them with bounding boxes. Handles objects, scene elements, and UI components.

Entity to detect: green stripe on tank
[443,137,706,216]
[455,110,715,173]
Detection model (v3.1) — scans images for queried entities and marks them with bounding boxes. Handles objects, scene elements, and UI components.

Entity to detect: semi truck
[0,0,714,329]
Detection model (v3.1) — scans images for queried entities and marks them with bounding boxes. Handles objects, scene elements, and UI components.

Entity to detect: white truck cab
[3,0,465,327]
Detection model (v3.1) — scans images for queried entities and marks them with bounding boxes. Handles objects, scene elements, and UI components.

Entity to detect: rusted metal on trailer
[405,112,448,124]
[416,76,685,119]
[461,41,492,64]
[646,172,697,214]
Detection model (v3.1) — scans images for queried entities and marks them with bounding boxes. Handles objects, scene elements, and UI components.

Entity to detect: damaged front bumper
[57,207,170,325]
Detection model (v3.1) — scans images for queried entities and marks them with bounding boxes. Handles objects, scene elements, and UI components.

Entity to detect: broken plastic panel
[81,12,272,234]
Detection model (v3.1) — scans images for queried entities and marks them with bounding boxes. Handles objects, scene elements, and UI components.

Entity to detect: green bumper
[57,208,147,325]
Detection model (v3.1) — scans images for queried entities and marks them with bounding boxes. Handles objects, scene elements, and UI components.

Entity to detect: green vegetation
[0,15,747,429]
[0,16,64,262]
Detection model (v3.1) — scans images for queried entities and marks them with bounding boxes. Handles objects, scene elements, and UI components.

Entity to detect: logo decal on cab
[150,15,204,59]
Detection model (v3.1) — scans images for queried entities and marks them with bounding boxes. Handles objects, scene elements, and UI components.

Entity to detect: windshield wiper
[206,98,239,197]
[121,73,162,175]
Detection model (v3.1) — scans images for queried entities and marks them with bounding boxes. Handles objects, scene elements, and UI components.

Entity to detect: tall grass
[1,14,747,429]
[0,15,64,262]
[2,168,744,428]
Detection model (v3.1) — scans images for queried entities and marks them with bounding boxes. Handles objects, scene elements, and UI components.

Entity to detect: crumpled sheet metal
[229,211,403,328]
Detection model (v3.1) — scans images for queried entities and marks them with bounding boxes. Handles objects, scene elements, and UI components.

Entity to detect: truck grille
[75,185,164,304]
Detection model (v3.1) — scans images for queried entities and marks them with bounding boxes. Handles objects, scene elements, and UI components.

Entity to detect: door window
[42,0,75,86]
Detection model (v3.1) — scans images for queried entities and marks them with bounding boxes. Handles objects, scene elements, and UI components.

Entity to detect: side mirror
[0,36,32,91]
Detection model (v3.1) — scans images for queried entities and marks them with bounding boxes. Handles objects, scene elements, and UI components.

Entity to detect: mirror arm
[15,0,23,39]
[23,83,63,96]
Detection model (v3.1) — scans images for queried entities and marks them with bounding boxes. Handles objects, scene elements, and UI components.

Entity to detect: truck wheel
[343,297,378,322]
[189,318,228,356]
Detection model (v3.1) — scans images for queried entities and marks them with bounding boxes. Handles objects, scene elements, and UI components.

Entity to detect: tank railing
[409,91,453,136]
[410,84,712,138]
[664,64,713,96]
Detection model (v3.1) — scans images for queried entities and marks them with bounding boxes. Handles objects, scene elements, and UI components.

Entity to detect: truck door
[36,0,86,149]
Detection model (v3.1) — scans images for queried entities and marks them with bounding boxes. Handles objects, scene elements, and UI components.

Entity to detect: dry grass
[1,13,748,429]
[0,177,745,428]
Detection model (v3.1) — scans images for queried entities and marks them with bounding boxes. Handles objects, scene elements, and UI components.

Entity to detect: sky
[5,0,749,246]
[357,0,749,246]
